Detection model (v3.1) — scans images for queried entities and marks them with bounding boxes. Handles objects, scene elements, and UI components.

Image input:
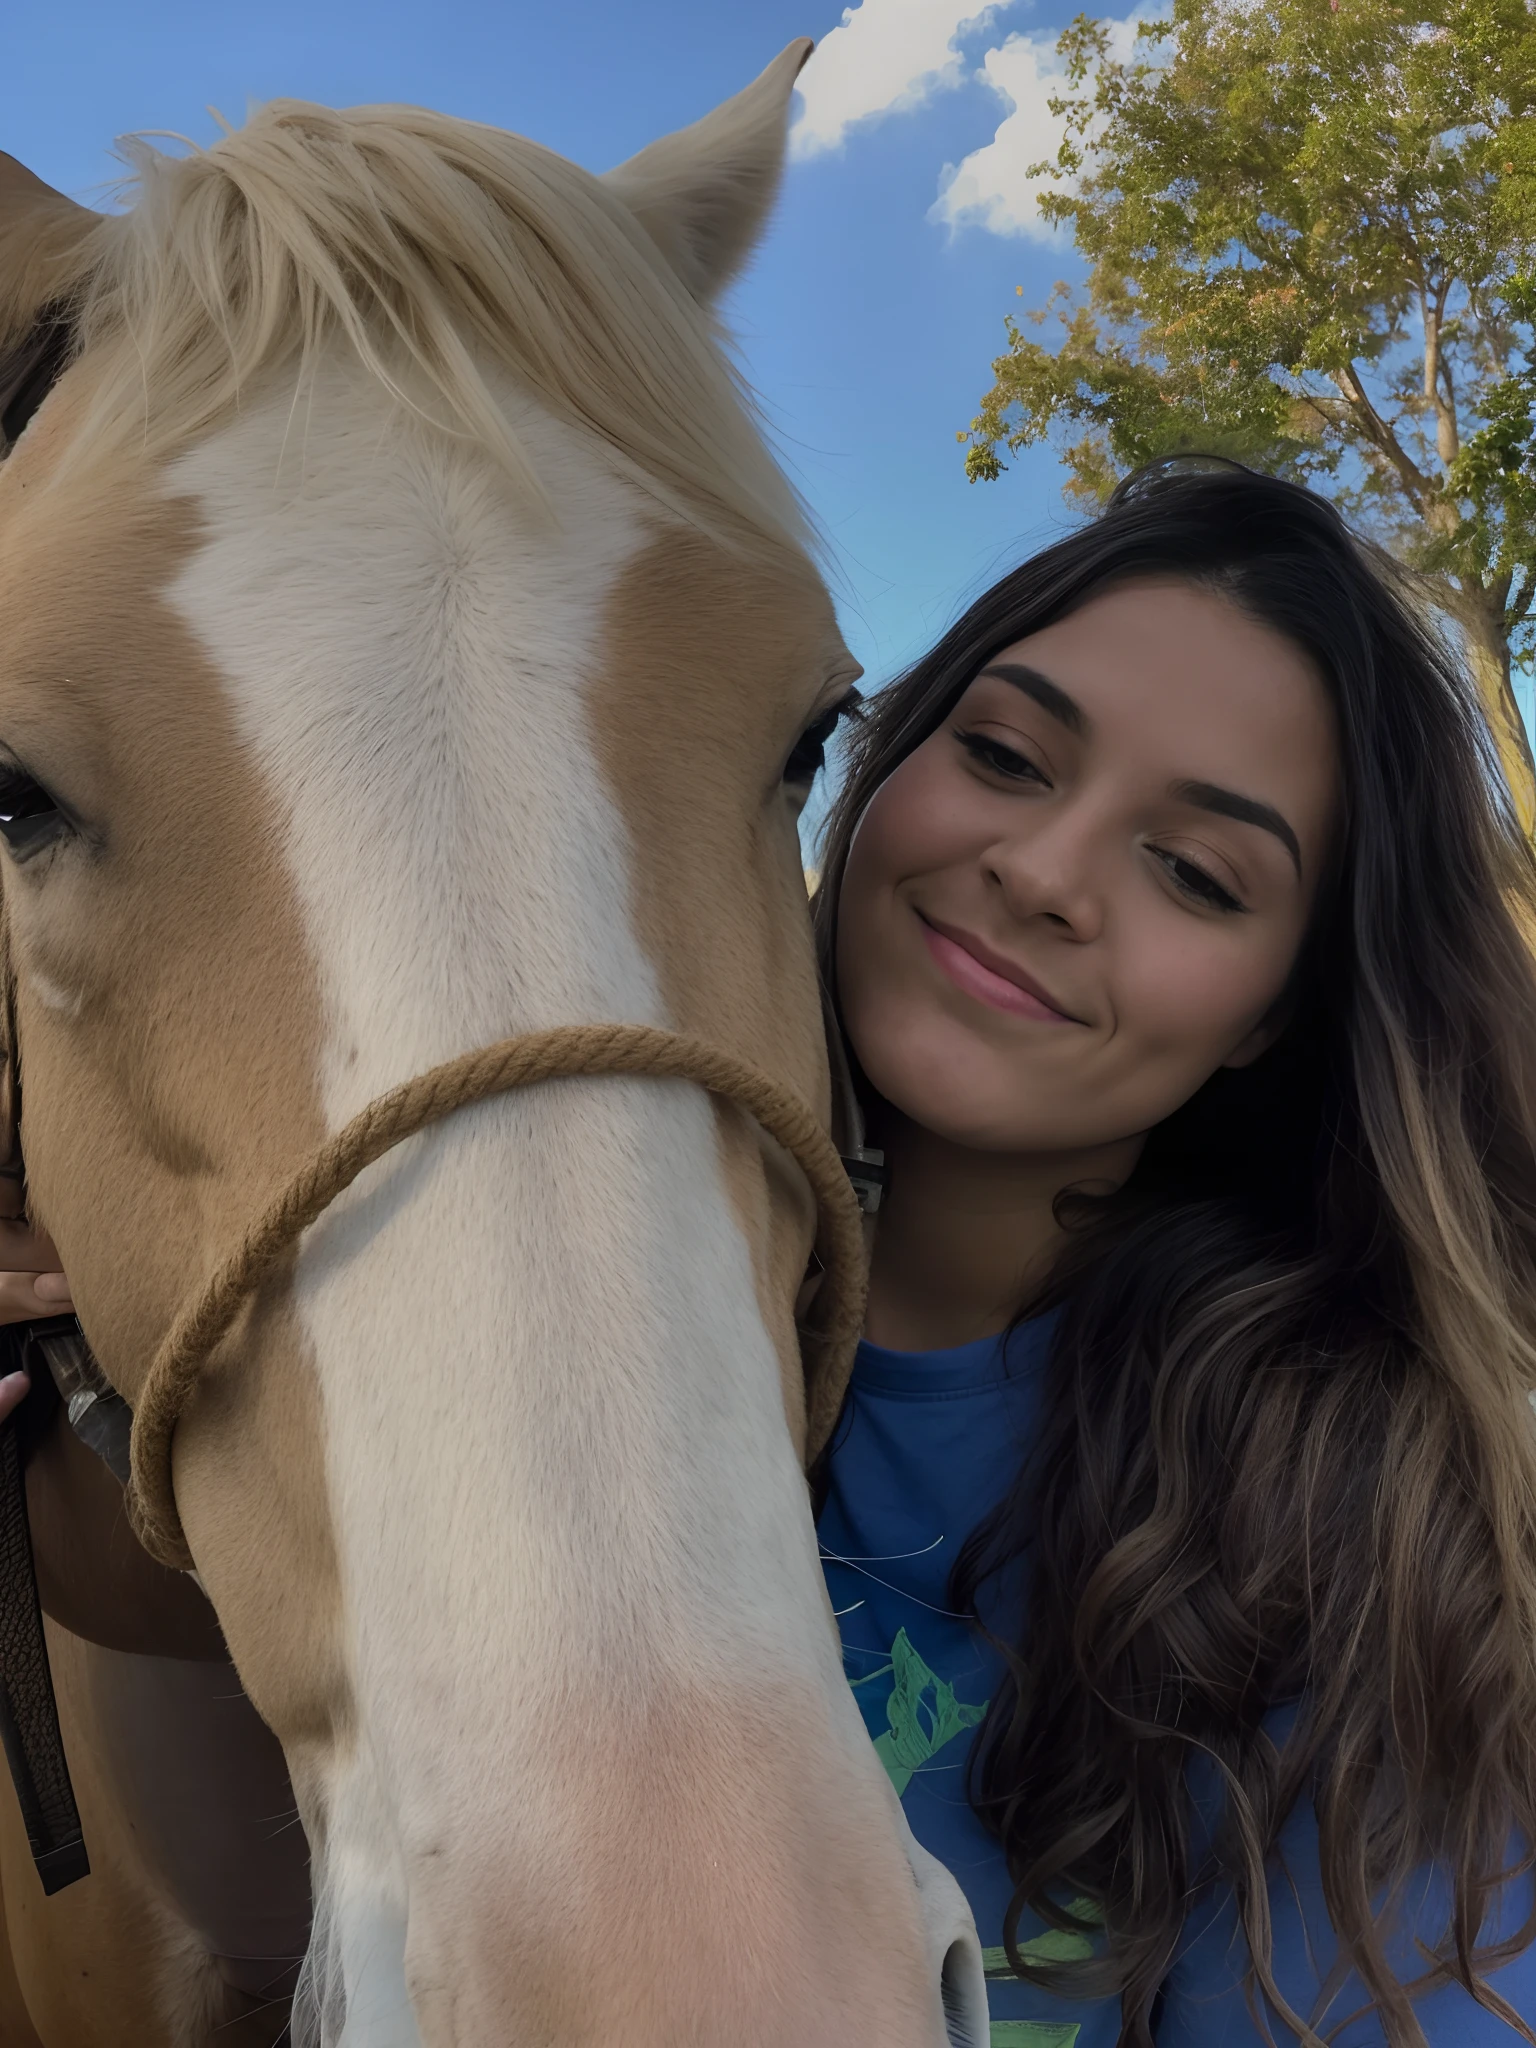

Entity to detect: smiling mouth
[917,914,1083,1024]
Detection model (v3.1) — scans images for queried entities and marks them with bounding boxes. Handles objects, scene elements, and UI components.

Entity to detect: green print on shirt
[847,1631,1090,2045]
[979,1911,1097,2044]
[981,1920,1097,1971]
[848,1626,988,1795]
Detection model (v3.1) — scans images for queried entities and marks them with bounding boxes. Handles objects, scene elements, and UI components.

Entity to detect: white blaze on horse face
[166,357,975,2046]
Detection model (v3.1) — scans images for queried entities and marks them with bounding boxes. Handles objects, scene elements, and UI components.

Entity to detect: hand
[0,1219,74,1423]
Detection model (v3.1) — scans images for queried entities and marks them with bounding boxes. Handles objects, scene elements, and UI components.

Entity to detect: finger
[0,1371,29,1424]
[0,1219,63,1273]
[0,1271,72,1324]
[32,1272,73,1306]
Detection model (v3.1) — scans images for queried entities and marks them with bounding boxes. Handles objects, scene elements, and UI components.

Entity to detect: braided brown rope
[125,1023,867,1570]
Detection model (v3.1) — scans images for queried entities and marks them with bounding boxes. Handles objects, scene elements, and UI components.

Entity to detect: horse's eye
[0,766,67,862]
[784,692,861,789]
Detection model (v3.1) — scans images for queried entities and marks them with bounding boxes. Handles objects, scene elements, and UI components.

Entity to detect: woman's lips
[919,916,1080,1023]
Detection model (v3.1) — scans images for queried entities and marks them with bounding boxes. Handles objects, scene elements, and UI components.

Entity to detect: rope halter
[124,1022,867,1571]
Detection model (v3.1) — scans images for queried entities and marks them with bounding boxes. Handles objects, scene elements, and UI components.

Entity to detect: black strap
[0,1358,87,1893]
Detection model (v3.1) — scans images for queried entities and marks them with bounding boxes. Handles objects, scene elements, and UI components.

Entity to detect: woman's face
[836,579,1341,1155]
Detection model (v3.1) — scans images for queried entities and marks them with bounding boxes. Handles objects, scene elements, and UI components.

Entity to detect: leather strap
[0,1347,88,1894]
[0,923,88,1893]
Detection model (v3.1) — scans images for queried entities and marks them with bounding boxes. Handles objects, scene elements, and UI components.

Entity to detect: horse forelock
[37,98,806,563]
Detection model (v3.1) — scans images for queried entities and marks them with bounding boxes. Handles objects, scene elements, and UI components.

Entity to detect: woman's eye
[956,730,1049,785]
[1154,849,1245,914]
[784,693,860,788]
[0,766,67,863]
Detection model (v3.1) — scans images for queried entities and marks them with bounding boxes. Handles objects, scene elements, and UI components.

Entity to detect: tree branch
[1424,274,1459,471]
[1423,280,1441,404]
[1334,363,1436,511]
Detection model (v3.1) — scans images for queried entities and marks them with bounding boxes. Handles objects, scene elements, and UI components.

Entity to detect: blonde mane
[47,100,805,545]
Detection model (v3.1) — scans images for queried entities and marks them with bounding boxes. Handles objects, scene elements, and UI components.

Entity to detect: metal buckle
[841,1148,886,1217]
[22,1316,133,1489]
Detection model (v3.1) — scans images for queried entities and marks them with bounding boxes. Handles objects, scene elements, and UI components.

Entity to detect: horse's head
[0,47,985,2047]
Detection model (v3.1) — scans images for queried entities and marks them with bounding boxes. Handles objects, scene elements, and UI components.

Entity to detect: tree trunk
[1460,604,1535,838]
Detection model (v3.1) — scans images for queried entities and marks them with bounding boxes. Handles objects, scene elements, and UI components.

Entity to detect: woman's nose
[982,814,1105,941]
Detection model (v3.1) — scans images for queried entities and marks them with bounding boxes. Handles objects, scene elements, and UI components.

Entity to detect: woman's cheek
[840,931,933,1104]
[1115,928,1289,1086]
[861,1007,1043,1146]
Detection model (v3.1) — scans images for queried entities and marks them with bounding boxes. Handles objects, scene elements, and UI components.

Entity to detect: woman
[9,459,1536,2042]
[810,459,1536,2044]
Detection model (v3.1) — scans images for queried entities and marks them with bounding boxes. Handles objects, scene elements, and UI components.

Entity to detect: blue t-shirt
[817,1317,1536,2046]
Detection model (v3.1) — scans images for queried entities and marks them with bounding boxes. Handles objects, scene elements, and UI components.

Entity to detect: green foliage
[1446,274,1536,622]
[962,0,1536,695]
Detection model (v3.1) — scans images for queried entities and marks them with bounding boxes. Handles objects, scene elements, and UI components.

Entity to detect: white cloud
[928,33,1072,237]
[790,0,1021,160]
[929,11,1158,238]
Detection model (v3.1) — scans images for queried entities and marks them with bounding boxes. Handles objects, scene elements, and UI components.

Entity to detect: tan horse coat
[0,49,985,2047]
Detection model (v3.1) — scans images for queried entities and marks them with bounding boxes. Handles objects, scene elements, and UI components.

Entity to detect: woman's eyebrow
[979,663,1303,877]
[980,663,1089,736]
[1172,779,1302,877]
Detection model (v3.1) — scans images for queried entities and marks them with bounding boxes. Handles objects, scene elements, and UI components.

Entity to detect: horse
[0,43,987,2048]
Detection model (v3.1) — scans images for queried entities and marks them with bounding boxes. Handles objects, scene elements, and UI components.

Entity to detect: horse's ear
[0,155,97,338]
[0,155,99,454]
[603,39,812,301]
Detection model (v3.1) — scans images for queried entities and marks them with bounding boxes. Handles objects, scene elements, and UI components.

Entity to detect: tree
[962,0,1536,818]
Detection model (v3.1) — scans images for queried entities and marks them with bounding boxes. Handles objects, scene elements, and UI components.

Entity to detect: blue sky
[13,0,1110,847]
[32,3,1526,834]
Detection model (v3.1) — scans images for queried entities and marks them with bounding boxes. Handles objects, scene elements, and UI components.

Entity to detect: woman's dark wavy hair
[812,459,1536,2046]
